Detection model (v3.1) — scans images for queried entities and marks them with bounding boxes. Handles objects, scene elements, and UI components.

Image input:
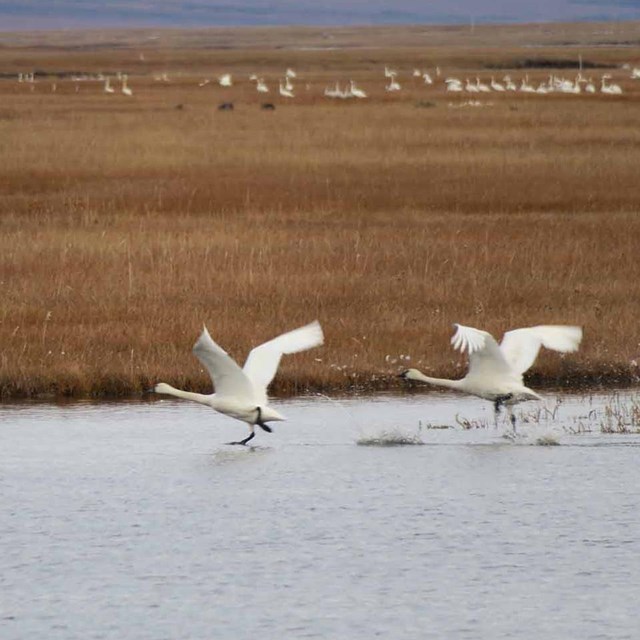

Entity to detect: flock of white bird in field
[14,64,639,99]
[152,320,583,445]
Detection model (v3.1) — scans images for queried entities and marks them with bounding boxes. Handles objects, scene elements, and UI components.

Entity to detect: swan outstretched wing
[499,326,583,375]
[193,327,256,400]
[451,324,515,379]
[243,320,324,403]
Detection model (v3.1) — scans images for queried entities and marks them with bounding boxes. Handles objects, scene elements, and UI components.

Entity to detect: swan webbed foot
[258,421,272,433]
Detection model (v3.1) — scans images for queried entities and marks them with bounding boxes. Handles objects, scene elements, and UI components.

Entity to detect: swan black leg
[493,399,502,428]
[255,407,272,432]
[227,430,256,446]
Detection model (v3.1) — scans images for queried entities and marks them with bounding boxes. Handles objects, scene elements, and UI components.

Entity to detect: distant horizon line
[2,16,639,34]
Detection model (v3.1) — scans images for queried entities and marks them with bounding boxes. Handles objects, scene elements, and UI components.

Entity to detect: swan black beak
[398,370,409,379]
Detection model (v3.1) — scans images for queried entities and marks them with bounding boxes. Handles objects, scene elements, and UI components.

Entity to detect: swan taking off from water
[400,323,582,432]
[153,321,324,445]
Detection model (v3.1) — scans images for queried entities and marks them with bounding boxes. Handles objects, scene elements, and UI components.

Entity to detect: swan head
[152,382,173,394]
[398,368,420,381]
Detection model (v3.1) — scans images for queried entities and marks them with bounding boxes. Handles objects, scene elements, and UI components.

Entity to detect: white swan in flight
[400,323,582,432]
[153,321,324,445]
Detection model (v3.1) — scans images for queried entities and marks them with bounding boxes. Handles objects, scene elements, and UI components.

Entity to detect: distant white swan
[218,73,233,87]
[503,75,517,91]
[279,81,294,98]
[476,77,491,92]
[256,78,269,93]
[104,77,115,94]
[601,74,622,95]
[153,321,324,445]
[324,82,340,98]
[465,78,479,93]
[519,77,536,93]
[121,75,133,96]
[349,80,367,98]
[385,78,401,92]
[490,77,505,91]
[400,323,582,432]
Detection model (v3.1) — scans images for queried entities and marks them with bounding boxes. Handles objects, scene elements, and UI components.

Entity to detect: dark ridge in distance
[485,57,611,69]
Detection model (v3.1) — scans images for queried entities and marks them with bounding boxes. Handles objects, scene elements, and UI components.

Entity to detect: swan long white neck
[154,383,211,406]
[405,370,463,391]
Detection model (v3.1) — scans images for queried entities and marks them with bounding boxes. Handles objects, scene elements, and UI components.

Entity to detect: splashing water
[357,426,425,446]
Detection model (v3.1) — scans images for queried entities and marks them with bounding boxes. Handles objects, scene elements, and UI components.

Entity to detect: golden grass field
[1,22,639,398]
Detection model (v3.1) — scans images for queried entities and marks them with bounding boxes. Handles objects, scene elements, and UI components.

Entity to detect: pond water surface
[2,390,640,640]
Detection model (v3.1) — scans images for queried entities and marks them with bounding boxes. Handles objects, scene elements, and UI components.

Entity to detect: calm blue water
[1,391,639,640]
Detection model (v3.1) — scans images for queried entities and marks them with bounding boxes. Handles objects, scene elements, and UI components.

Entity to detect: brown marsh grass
[1,23,640,398]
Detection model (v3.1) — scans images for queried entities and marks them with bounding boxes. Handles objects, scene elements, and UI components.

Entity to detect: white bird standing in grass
[348,80,367,98]
[385,77,401,92]
[601,74,623,95]
[121,75,133,96]
[279,80,294,98]
[153,321,324,445]
[400,323,582,433]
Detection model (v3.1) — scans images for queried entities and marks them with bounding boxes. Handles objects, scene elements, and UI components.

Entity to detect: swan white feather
[243,320,324,405]
[154,320,324,444]
[401,322,583,431]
